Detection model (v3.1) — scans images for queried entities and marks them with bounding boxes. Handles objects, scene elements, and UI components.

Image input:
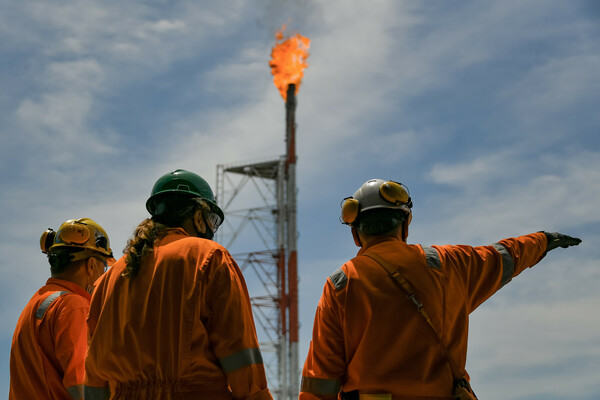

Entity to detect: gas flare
[269,25,310,101]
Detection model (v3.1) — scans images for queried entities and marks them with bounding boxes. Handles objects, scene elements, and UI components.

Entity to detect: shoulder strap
[362,253,462,380]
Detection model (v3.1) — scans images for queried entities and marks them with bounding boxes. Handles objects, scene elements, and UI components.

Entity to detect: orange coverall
[84,228,272,400]
[10,278,91,399]
[300,232,547,400]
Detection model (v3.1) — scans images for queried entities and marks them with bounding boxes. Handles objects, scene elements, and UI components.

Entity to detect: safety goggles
[205,211,223,234]
[92,256,109,274]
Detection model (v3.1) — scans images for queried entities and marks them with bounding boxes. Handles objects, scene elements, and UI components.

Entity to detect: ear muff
[379,181,411,206]
[95,232,108,251]
[40,229,56,253]
[57,222,91,245]
[340,180,413,226]
[341,197,360,225]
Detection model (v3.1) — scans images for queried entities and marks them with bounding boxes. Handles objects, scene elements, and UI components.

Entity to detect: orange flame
[269,25,310,101]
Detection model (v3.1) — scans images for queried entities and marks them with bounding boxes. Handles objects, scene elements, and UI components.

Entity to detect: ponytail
[122,219,168,278]
[123,197,210,278]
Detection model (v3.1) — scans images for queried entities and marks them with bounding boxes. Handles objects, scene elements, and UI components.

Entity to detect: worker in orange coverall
[84,169,273,400]
[300,179,582,400]
[10,218,113,400]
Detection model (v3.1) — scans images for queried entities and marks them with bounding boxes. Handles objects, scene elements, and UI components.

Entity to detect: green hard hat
[146,169,224,221]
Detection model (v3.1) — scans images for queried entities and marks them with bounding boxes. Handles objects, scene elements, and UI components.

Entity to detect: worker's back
[10,280,90,400]
[302,233,547,399]
[86,228,260,399]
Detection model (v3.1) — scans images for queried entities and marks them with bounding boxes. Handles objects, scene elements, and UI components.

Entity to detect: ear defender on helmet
[40,229,56,254]
[340,197,360,225]
[56,221,91,246]
[379,181,413,209]
[42,218,113,261]
[340,179,412,225]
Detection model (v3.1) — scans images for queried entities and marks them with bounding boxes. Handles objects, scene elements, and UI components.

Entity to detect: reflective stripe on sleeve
[67,384,84,399]
[329,268,348,291]
[219,347,263,373]
[492,242,514,287]
[36,291,69,319]
[301,376,341,396]
[84,385,110,400]
[421,246,441,270]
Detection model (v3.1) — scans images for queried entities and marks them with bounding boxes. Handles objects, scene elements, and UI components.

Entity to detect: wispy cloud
[1,1,598,398]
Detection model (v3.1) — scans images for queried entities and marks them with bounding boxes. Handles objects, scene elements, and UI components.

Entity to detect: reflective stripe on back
[301,376,341,396]
[67,384,84,399]
[219,347,263,373]
[360,394,392,400]
[84,385,110,400]
[329,268,347,291]
[421,246,441,270]
[492,242,514,287]
[36,291,69,319]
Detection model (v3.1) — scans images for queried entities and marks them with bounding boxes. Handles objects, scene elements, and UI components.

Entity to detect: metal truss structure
[215,155,297,400]
[215,84,300,400]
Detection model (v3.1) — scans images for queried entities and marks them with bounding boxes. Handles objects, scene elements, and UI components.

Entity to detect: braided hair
[122,196,209,278]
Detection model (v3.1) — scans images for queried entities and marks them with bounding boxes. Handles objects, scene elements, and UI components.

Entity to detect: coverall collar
[156,227,193,247]
[357,235,404,257]
[45,278,91,301]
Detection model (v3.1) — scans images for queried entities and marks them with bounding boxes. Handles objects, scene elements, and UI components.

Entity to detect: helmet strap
[351,227,362,247]
[83,257,96,294]
[192,209,214,240]
[401,217,410,242]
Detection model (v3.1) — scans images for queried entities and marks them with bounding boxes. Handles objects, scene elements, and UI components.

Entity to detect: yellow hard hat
[40,218,114,262]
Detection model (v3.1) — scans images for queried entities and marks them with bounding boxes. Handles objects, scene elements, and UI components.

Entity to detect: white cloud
[14,58,108,160]
[1,0,598,398]
[45,58,106,90]
[504,52,600,134]
[145,19,186,34]
[468,256,600,399]
[429,151,523,188]
[422,149,600,244]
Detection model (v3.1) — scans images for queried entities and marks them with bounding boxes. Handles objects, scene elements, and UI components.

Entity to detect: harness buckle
[407,293,423,311]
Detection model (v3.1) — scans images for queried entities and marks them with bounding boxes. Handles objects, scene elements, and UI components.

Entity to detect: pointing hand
[543,232,582,251]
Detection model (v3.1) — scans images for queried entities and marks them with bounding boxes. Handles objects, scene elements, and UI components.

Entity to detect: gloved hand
[543,232,582,251]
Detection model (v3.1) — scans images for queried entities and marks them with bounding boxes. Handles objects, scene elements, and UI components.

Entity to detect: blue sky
[1,1,599,399]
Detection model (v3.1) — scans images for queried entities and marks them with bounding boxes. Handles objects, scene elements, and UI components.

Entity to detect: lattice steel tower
[215,84,299,400]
